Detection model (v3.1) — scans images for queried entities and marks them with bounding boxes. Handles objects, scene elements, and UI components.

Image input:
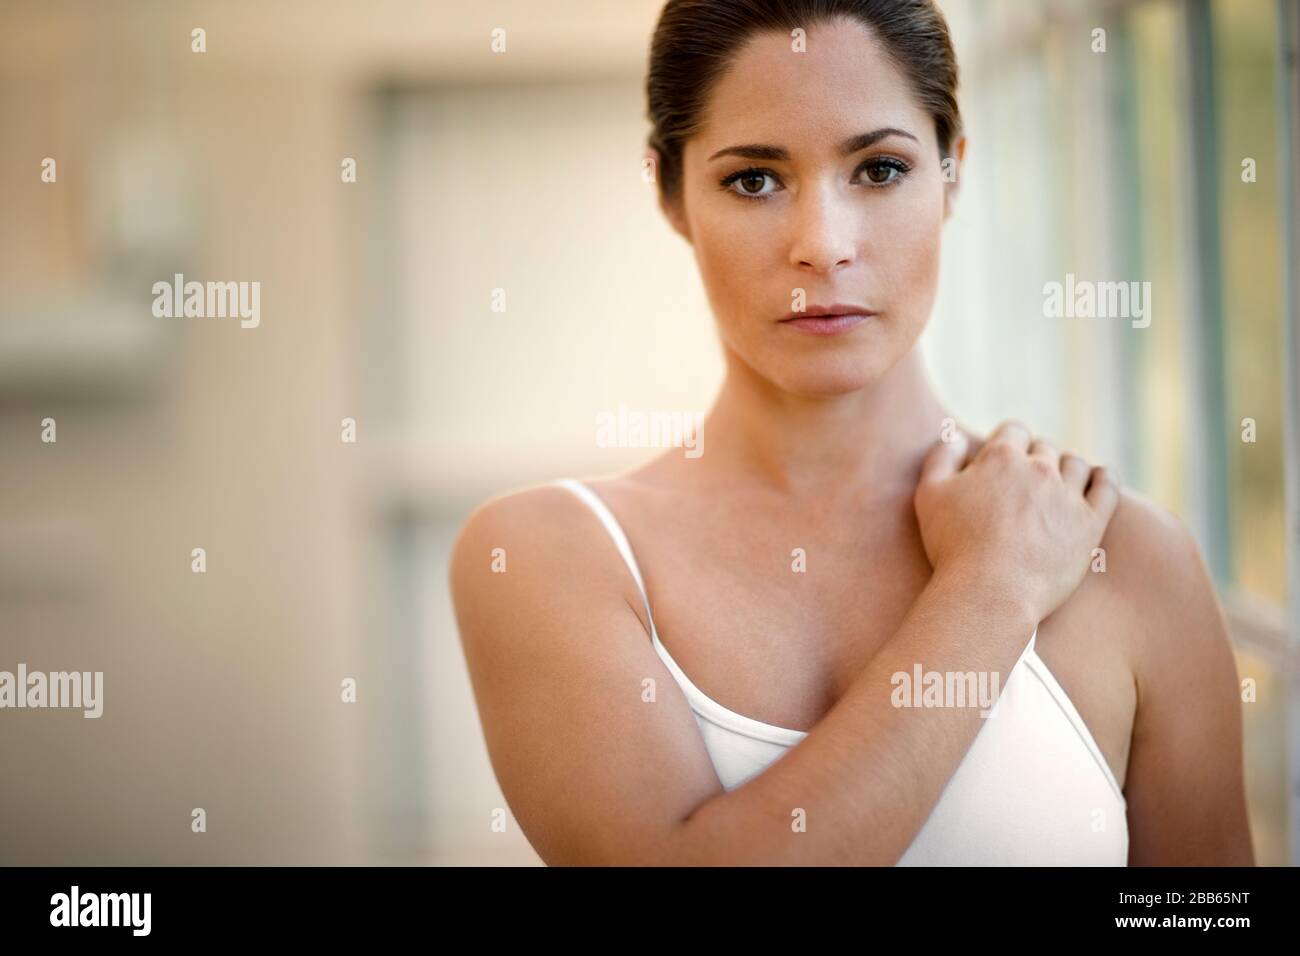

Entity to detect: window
[940,0,1293,865]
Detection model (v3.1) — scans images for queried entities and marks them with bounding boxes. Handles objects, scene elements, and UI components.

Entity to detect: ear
[646,145,692,243]
[942,135,968,221]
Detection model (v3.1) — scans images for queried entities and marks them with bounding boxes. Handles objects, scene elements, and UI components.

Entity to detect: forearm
[656,565,1039,865]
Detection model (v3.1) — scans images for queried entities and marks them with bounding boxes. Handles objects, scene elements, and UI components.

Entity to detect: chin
[765,350,893,397]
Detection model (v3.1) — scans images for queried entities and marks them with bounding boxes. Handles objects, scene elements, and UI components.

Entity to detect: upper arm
[1111,491,1255,865]
[448,485,723,865]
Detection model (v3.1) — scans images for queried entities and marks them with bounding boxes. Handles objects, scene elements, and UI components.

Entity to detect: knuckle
[1028,456,1057,480]
[986,441,1016,462]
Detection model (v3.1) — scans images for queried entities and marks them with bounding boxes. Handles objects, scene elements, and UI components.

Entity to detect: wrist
[928,561,1040,634]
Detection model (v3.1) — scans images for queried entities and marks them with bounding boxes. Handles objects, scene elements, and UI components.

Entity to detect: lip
[779,303,876,336]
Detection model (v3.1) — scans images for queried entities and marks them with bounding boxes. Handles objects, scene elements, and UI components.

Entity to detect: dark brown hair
[646,0,962,202]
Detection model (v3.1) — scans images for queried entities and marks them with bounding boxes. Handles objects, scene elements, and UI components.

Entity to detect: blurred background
[0,0,1295,866]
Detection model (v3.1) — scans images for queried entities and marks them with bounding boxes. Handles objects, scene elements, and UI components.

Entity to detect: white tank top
[556,478,1128,865]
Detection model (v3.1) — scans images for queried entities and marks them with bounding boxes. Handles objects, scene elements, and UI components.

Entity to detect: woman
[449,0,1253,865]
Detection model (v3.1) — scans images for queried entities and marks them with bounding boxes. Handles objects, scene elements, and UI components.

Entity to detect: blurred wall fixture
[1,127,199,401]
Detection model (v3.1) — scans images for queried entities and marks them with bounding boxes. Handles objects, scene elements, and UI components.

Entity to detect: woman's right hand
[913,419,1121,624]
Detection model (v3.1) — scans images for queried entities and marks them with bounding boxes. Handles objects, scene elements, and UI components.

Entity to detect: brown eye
[861,159,907,185]
[722,168,778,198]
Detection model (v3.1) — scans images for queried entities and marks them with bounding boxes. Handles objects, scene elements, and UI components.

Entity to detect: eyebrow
[707,127,919,163]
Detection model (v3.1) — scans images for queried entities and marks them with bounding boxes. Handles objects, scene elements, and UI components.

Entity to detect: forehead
[691,16,931,154]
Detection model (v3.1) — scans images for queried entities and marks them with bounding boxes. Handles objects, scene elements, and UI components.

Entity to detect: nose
[789,185,857,275]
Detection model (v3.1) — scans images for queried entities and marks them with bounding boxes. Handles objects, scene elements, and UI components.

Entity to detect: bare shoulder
[1049,472,1230,665]
[447,479,723,863]
[448,480,648,644]
[1098,486,1201,594]
[450,481,584,564]
[1096,486,1232,668]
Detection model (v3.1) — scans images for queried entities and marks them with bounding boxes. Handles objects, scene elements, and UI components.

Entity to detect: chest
[608,485,1135,790]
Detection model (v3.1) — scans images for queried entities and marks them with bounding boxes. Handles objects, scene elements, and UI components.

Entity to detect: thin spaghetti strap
[553,479,658,635]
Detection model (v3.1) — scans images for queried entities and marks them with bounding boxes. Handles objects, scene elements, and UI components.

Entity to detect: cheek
[691,213,774,320]
[873,187,945,316]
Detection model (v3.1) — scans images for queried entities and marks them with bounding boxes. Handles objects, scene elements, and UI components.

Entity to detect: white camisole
[555,478,1129,865]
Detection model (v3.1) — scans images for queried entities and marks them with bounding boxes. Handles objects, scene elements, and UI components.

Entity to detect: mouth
[778,304,876,336]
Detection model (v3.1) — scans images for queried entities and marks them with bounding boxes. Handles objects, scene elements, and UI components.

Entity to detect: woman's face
[666,16,957,397]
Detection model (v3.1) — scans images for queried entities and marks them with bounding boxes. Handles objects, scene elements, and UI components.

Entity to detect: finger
[1027,437,1059,467]
[1084,465,1120,520]
[949,424,979,470]
[975,419,1032,462]
[1060,452,1090,493]
[919,432,970,486]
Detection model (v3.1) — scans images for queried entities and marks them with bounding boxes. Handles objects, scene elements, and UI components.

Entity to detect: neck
[693,345,953,499]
